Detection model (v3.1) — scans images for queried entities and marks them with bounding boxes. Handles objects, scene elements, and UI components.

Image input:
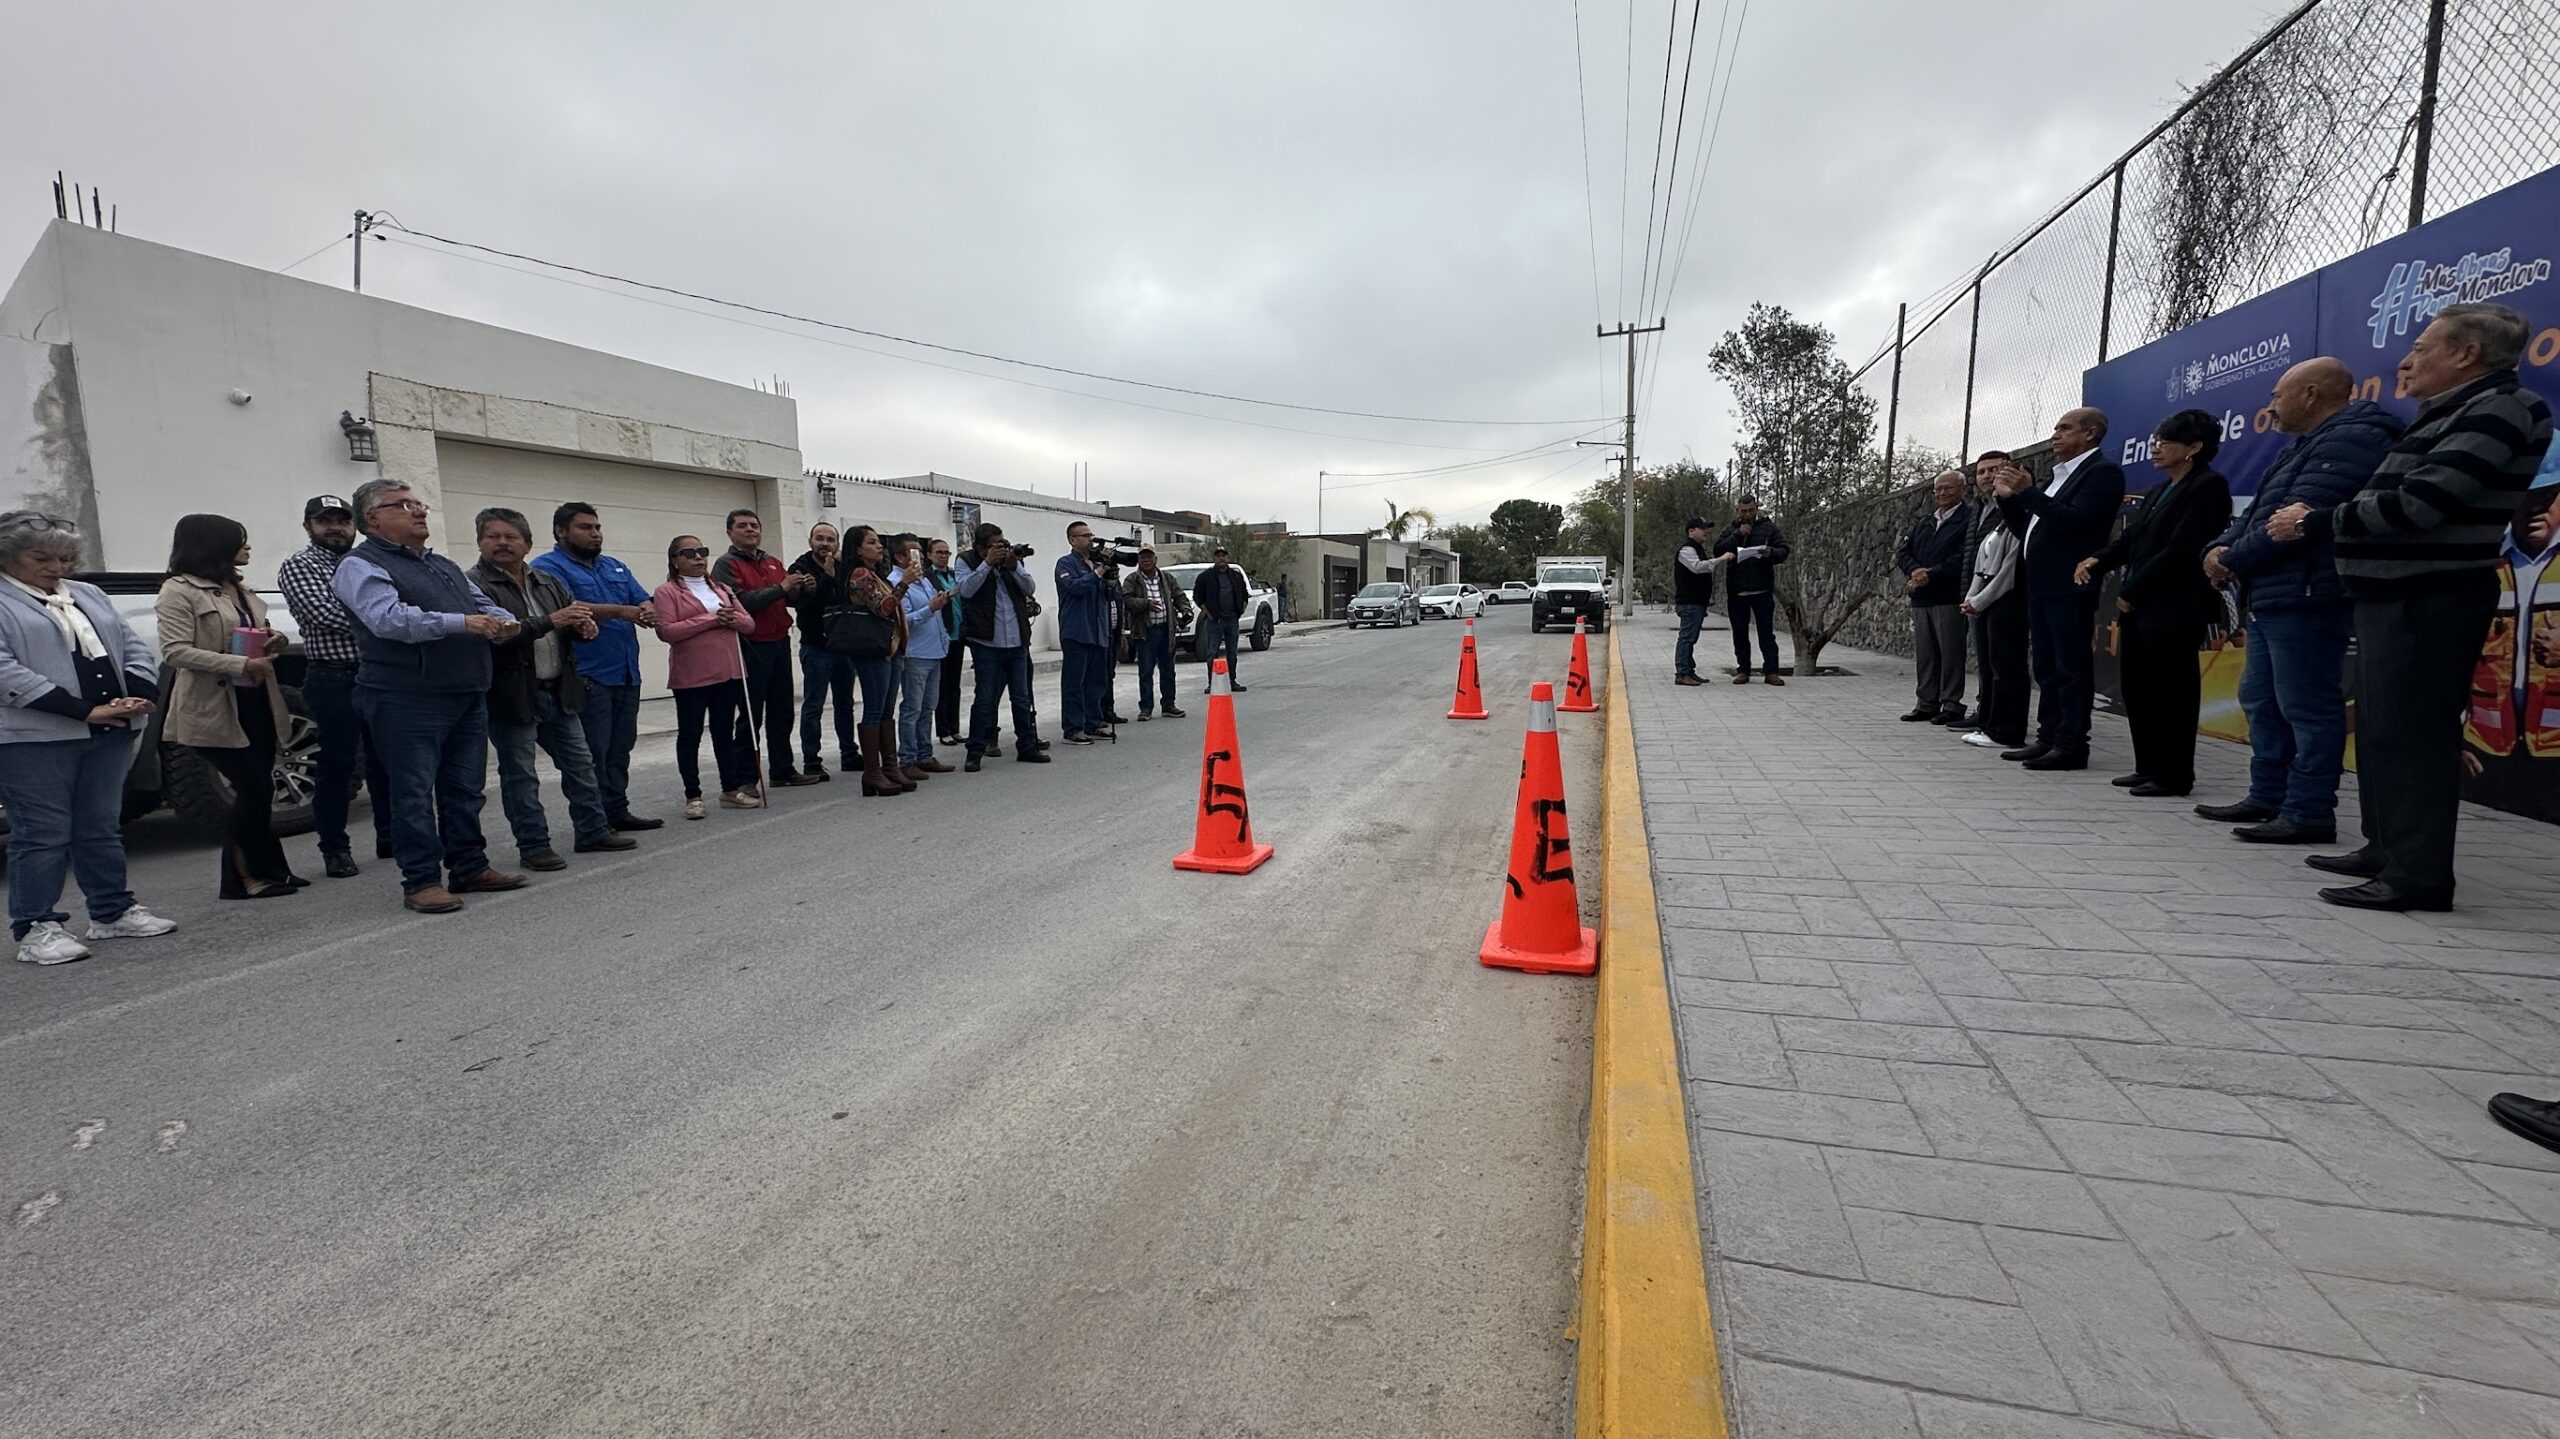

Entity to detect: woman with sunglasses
[0,512,177,964]
[654,535,759,819]
[831,525,913,796]
[157,513,304,900]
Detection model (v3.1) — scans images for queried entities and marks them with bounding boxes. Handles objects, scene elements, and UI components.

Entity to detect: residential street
[1,607,1596,1439]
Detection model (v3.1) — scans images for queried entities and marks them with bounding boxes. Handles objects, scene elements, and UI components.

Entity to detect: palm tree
[1379,500,1437,541]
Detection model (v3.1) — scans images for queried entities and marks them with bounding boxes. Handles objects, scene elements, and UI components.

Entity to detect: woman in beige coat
[156,513,301,899]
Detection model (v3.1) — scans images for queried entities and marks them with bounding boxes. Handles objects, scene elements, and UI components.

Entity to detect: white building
[0,219,805,697]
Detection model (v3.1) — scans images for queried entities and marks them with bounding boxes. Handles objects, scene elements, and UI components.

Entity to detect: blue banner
[2082,163,2560,824]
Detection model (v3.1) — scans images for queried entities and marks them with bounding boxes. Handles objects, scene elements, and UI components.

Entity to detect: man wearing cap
[275,493,393,878]
[1192,545,1251,693]
[1121,547,1192,720]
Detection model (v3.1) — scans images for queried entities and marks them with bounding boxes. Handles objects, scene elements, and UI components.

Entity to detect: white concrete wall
[0,221,800,575]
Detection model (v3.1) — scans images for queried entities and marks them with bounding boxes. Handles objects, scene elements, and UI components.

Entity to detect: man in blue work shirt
[332,479,526,914]
[530,502,664,832]
[1054,521,1114,744]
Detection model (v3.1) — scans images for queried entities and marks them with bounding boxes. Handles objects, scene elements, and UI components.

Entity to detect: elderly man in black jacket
[2195,358,2402,845]
[470,507,637,872]
[1993,407,2128,771]
[1897,471,1976,723]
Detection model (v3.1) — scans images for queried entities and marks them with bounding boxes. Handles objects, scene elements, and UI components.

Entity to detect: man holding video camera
[1055,522,1116,745]
[955,522,1050,771]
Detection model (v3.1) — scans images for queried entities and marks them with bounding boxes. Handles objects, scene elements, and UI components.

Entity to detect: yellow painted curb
[1574,627,1730,1438]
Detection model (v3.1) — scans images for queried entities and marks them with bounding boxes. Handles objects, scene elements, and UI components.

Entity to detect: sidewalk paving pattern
[1623,621,2560,1439]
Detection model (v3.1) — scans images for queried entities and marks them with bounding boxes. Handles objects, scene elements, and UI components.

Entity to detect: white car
[1491,581,1534,605]
[1418,583,1486,620]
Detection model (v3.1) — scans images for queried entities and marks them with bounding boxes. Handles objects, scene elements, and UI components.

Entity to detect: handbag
[822,604,895,658]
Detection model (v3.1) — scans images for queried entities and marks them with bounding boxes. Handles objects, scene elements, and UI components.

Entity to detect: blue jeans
[1729,592,1780,674]
[0,731,141,938]
[2028,593,2101,752]
[491,688,611,853]
[900,656,940,765]
[2237,606,2352,827]
[799,643,856,768]
[1673,604,1707,678]
[851,655,895,727]
[1202,616,1242,684]
[1138,623,1176,711]
[967,643,1039,756]
[1061,640,1109,733]
[575,680,644,821]
[360,687,493,894]
[301,659,389,858]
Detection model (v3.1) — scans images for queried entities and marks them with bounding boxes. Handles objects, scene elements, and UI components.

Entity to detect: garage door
[436,441,759,699]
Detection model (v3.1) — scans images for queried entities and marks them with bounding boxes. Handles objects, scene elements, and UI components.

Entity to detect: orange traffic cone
[1560,615,1599,713]
[1480,682,1598,976]
[1172,658,1274,874]
[1447,616,1488,720]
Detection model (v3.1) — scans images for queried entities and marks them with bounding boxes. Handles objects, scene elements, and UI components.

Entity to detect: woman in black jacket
[2078,408,2234,797]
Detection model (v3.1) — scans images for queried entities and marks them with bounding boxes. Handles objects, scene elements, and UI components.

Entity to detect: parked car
[0,573,330,839]
[1418,583,1485,620]
[1491,581,1534,605]
[1346,582,1421,628]
[1161,562,1280,655]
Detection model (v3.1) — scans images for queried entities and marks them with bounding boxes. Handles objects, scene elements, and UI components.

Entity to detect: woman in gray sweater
[0,511,179,965]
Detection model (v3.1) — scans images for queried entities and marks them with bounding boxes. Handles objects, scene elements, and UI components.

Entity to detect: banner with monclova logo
[2083,163,2560,823]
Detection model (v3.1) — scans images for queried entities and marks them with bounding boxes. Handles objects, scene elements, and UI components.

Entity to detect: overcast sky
[7,0,2288,531]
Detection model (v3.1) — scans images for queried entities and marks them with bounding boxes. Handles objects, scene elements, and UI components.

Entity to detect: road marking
[156,1120,188,1153]
[71,1120,105,1151]
[1574,626,1730,1438]
[15,1191,62,1226]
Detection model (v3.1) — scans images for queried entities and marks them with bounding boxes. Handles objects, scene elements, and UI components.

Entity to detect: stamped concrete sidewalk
[1625,618,2560,1439]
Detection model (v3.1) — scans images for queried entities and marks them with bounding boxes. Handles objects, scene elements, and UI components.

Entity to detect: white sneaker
[1960,730,2001,749]
[89,905,177,940]
[16,921,92,966]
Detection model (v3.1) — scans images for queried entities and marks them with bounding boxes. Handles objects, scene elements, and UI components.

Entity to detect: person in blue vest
[1054,521,1114,744]
[331,479,529,915]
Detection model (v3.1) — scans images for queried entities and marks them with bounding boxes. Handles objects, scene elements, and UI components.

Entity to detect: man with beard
[531,502,664,832]
[275,493,392,878]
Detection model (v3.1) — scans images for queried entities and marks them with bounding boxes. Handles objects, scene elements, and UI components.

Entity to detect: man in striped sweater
[2268,302,2555,911]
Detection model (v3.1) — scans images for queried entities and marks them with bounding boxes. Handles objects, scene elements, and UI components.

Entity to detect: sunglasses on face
[675,547,711,560]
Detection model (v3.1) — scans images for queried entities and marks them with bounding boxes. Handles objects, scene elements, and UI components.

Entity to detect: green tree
[1486,499,1564,569]
[1377,499,1437,541]
[1427,522,1518,585]
[1708,302,1881,518]
[1181,515,1300,580]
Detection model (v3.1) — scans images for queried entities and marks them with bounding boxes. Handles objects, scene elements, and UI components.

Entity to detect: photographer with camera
[955,523,1050,771]
[1055,522,1117,745]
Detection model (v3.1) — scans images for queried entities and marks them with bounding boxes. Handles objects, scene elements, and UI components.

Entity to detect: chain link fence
[1852,0,2560,465]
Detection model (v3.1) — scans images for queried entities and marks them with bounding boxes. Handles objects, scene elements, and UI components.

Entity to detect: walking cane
[730,613,768,808]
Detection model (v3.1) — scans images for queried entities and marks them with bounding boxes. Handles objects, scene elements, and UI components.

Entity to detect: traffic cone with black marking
[1560,616,1599,714]
[1447,616,1488,720]
[1480,682,1597,975]
[1172,658,1274,874]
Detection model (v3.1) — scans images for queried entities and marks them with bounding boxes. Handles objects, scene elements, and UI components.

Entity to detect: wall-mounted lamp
[339,410,378,463]
[815,477,839,509]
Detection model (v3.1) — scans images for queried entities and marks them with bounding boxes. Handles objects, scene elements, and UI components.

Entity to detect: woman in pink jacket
[654,534,759,819]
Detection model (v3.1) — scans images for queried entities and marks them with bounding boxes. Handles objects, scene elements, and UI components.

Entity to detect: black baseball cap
[304,494,354,520]
[1212,545,1231,555]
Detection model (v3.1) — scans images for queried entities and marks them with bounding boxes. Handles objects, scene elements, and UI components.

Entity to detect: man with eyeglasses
[331,479,527,914]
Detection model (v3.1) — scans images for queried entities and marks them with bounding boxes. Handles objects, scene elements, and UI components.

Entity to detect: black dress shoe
[2487,1093,2560,1156]
[964,752,983,773]
[2318,879,2452,913]
[2001,742,2052,763]
[323,852,361,879]
[574,834,640,853]
[520,848,569,872]
[1017,749,1053,763]
[1937,710,1970,727]
[376,839,396,859]
[2111,773,2150,788]
[1901,707,1937,722]
[2196,800,2278,824]
[2128,780,2190,797]
[284,872,314,889]
[2307,847,2385,878]
[2023,750,2087,771]
[610,814,666,832]
[2233,819,2336,845]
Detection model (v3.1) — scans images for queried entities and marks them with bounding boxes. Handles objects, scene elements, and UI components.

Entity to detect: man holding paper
[1714,496,1791,684]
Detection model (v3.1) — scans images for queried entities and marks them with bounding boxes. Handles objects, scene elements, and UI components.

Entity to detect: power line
[1571,0,1614,412]
[1639,0,1708,324]
[276,231,352,277]
[1633,0,1683,322]
[1616,0,1637,321]
[1641,0,1753,420]
[1318,425,1620,489]
[377,234,1564,455]
[373,218,1612,429]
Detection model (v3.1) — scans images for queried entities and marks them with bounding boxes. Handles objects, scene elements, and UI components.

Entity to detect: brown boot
[403,885,465,914]
[899,762,932,783]
[917,757,955,774]
[860,725,909,795]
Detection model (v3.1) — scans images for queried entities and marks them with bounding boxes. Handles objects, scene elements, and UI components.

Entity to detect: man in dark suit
[1993,407,2127,771]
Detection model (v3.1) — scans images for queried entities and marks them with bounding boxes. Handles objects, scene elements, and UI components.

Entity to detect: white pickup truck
[1529,556,1611,634]
[1161,563,1280,656]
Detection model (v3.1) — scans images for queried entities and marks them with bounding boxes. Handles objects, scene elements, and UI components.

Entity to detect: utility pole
[1598,319,1664,611]
[353,210,373,293]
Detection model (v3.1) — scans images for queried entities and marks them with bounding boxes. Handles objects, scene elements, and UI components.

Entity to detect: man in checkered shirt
[275,494,391,878]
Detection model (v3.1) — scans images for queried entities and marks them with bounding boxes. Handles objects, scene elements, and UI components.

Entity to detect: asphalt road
[1,602,1599,1439]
